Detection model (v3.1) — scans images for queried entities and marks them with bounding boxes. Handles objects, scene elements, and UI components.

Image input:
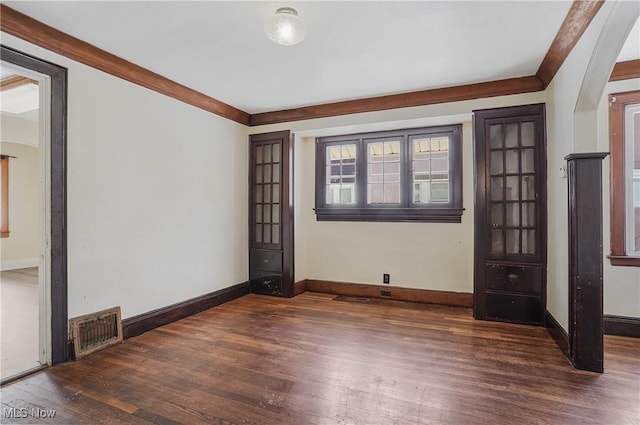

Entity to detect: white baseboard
[1,258,39,271]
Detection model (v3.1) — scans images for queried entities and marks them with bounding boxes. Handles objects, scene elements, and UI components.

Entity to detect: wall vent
[70,307,123,359]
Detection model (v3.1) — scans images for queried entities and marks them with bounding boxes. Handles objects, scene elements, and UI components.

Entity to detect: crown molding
[0,4,251,125]
[1,1,608,127]
[250,76,544,126]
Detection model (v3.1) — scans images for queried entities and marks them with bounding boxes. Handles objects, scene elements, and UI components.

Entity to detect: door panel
[473,104,547,325]
[249,131,294,297]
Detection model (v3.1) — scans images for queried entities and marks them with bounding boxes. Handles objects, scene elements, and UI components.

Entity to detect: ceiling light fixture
[265,7,307,46]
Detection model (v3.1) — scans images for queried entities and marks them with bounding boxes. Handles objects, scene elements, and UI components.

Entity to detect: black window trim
[315,124,463,223]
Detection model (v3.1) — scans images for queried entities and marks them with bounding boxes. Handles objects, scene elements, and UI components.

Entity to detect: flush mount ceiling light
[265,7,307,46]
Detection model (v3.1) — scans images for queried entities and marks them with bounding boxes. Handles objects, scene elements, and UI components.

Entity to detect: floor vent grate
[70,307,122,359]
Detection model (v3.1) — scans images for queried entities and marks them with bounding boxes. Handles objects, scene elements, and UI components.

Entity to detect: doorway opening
[0,46,67,385]
[0,62,46,381]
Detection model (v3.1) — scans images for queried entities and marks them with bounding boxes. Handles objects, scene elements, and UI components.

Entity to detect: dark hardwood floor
[1,292,638,425]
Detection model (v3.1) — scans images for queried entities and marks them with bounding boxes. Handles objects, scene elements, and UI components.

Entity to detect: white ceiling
[2,1,639,115]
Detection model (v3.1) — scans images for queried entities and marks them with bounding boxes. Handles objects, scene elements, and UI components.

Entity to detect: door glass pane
[255,146,263,164]
[255,204,262,223]
[506,203,519,227]
[490,230,503,255]
[491,204,503,227]
[272,184,280,202]
[255,184,262,203]
[523,230,536,254]
[506,230,520,254]
[272,205,280,223]
[505,123,519,147]
[255,224,262,243]
[272,225,280,244]
[490,151,503,175]
[264,184,271,203]
[272,143,280,163]
[522,177,535,200]
[272,164,280,183]
[505,176,519,200]
[521,122,535,147]
[264,205,271,223]
[521,149,534,173]
[489,124,503,149]
[264,163,272,183]
[263,225,271,244]
[491,177,503,201]
[255,165,263,183]
[505,150,519,174]
[263,144,272,163]
[523,202,535,227]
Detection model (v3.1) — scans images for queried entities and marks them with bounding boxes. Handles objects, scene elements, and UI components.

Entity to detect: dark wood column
[565,152,608,373]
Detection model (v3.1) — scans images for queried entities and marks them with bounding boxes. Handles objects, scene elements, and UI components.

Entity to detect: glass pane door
[253,141,281,246]
[487,121,537,258]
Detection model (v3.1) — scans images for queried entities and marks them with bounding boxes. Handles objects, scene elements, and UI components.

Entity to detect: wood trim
[122,281,250,339]
[250,76,544,126]
[536,0,605,88]
[0,5,250,126]
[0,74,37,91]
[1,45,68,366]
[294,280,307,296]
[0,156,8,238]
[609,90,640,266]
[604,315,640,338]
[0,1,608,128]
[565,152,608,373]
[608,256,640,267]
[0,1,602,128]
[300,279,473,308]
[545,310,570,359]
[610,60,640,82]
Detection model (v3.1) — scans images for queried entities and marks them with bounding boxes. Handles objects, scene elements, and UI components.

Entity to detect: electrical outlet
[383,273,390,284]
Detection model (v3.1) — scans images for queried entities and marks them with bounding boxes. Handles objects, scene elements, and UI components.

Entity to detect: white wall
[598,78,640,318]
[5,6,636,325]
[253,92,546,292]
[545,2,640,329]
[2,33,249,320]
[0,140,40,268]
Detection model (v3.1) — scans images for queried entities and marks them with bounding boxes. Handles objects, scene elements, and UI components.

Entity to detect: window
[315,125,463,222]
[0,155,8,238]
[609,90,640,266]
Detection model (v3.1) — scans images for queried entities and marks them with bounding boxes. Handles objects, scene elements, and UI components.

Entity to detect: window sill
[608,255,640,267]
[315,207,463,223]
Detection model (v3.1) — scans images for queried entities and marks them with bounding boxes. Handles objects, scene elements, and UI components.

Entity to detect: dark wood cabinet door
[249,131,294,297]
[473,104,547,325]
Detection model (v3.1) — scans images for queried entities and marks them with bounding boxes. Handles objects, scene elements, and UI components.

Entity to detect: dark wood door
[473,104,547,325]
[249,131,294,297]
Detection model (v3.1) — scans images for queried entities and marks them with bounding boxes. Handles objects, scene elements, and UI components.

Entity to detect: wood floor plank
[1,292,638,425]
